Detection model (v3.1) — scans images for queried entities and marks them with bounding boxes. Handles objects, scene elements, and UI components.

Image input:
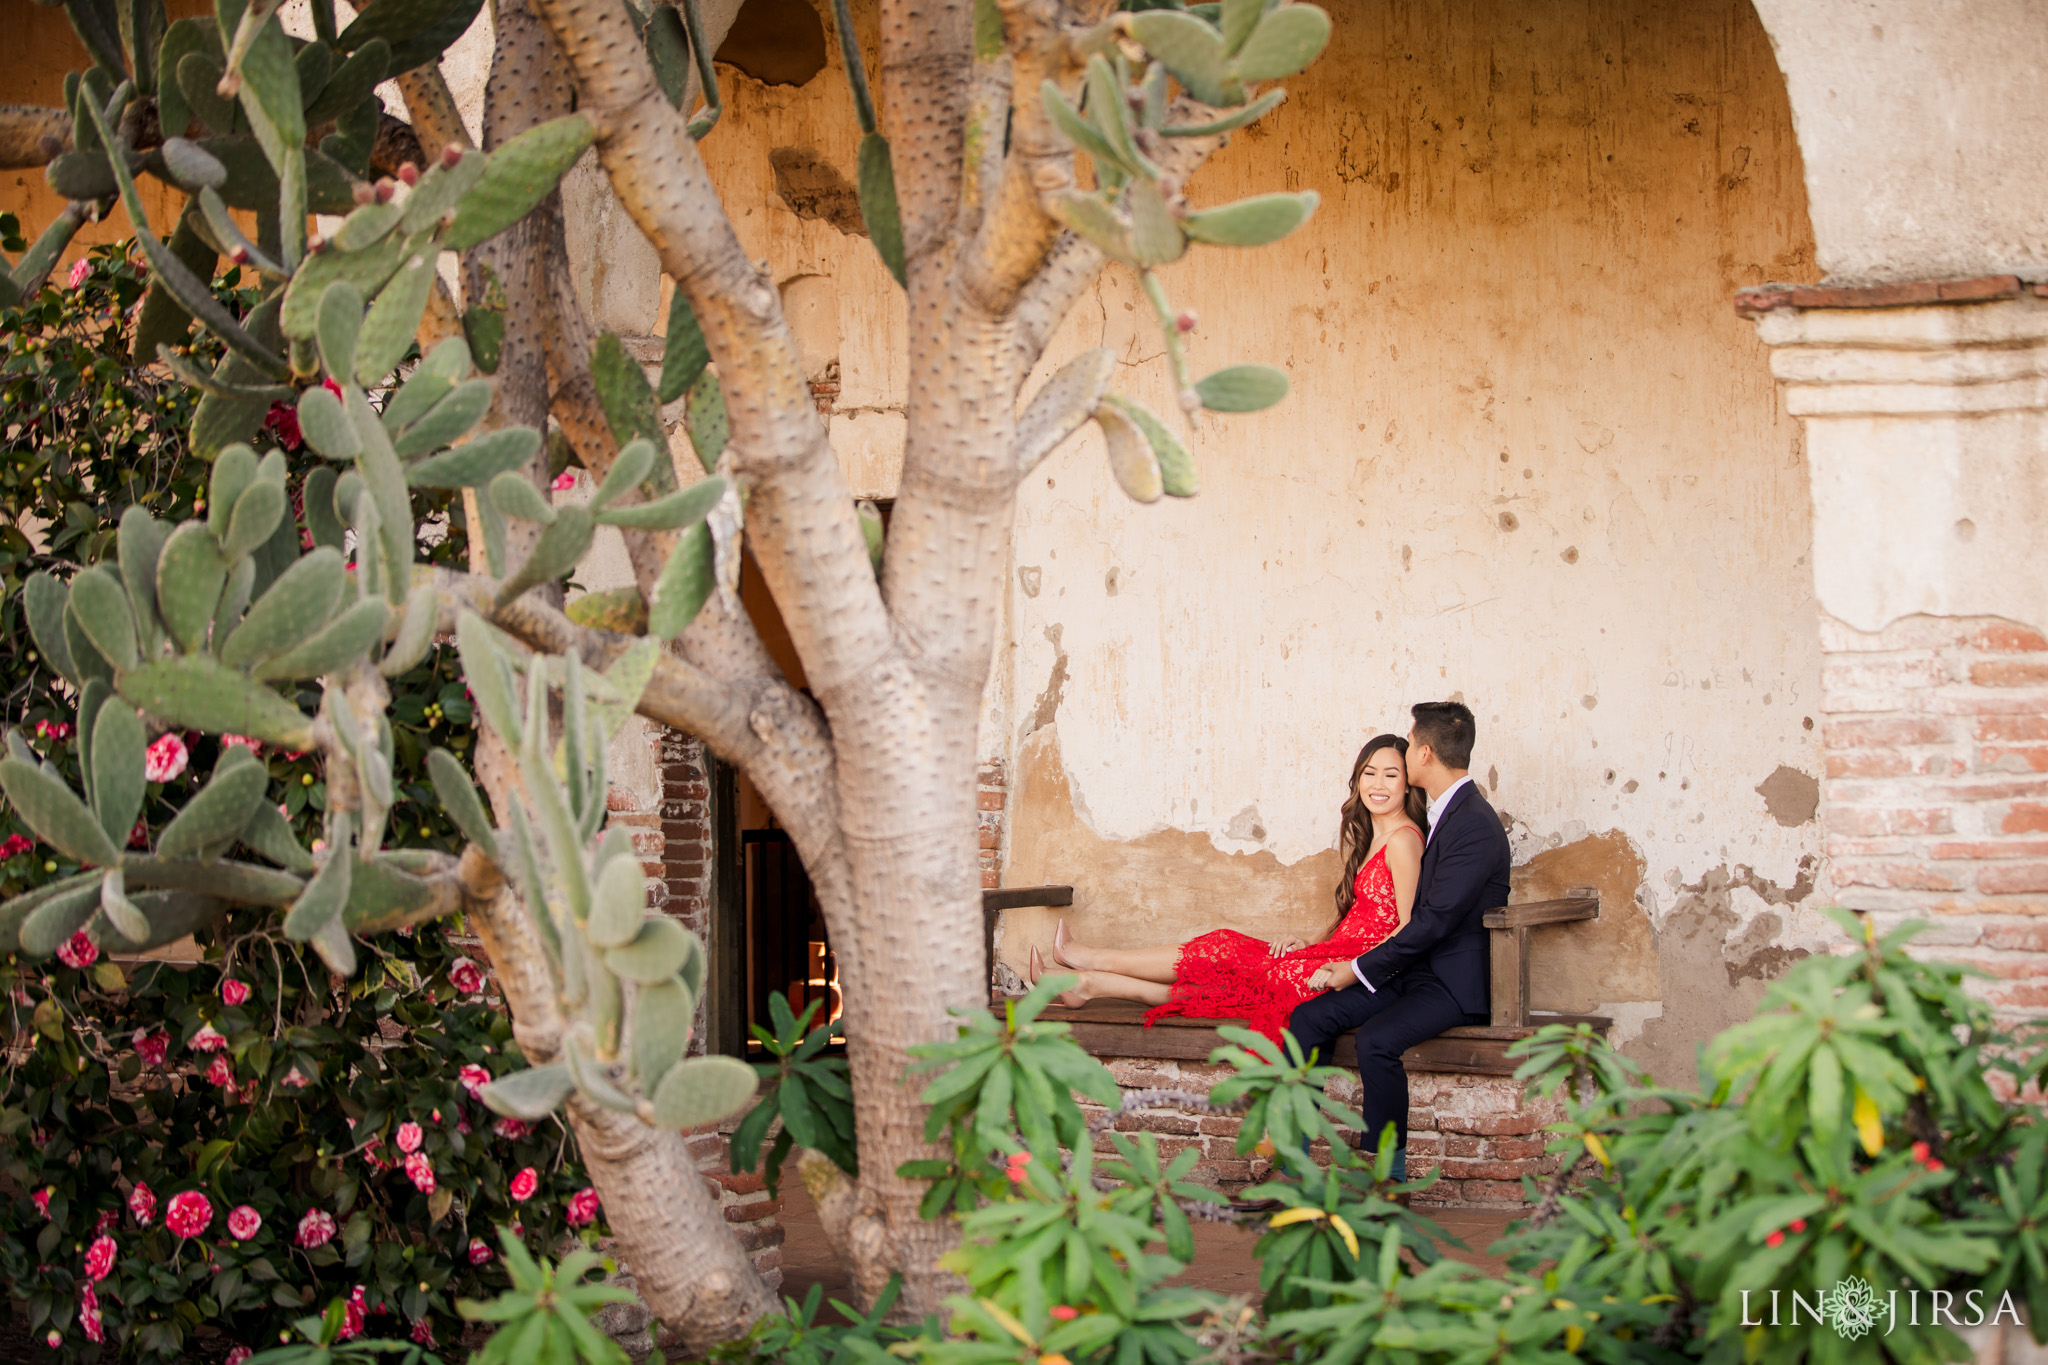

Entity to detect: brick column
[658,729,714,1013]
[978,758,1008,889]
[1745,283,2048,1033]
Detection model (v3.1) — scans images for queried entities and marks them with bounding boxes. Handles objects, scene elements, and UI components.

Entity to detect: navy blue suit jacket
[1350,780,1510,1017]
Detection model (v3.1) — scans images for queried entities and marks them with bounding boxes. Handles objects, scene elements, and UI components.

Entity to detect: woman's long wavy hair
[1335,734,1431,914]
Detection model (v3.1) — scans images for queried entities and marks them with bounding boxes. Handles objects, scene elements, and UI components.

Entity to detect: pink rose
[205,1055,234,1087]
[92,1209,118,1235]
[448,958,486,994]
[226,1205,262,1241]
[84,1235,116,1281]
[127,819,149,848]
[566,1186,600,1227]
[362,1134,389,1173]
[32,1187,52,1218]
[459,1064,491,1096]
[410,1318,436,1347]
[225,1348,253,1365]
[56,931,98,969]
[133,1029,169,1066]
[297,1208,337,1248]
[493,1118,529,1141]
[282,1067,310,1089]
[128,1182,156,1226]
[68,259,91,289]
[340,1289,365,1341]
[220,734,263,755]
[396,1121,423,1155]
[165,1190,212,1239]
[143,732,188,783]
[190,1024,227,1052]
[404,1151,435,1194]
[219,978,250,1007]
[509,1167,537,1202]
[79,1282,103,1343]
[44,1331,60,1350]
[467,1237,492,1265]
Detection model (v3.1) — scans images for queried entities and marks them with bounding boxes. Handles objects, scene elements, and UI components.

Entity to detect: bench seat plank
[1008,997,1610,1075]
[1482,897,1598,930]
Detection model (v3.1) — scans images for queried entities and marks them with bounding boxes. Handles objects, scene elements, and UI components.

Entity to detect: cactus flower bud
[398,163,419,186]
[441,144,465,169]
[374,179,396,203]
[352,182,376,206]
[308,234,327,253]
[1176,311,1198,333]
[230,245,250,265]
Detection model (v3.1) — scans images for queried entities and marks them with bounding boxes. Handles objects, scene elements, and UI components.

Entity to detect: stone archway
[1739,1,2048,1037]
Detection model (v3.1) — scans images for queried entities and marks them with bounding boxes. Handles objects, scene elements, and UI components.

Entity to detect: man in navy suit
[1286,701,1509,1177]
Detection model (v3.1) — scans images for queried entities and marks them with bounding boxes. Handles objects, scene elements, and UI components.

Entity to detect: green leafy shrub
[0,246,600,1363]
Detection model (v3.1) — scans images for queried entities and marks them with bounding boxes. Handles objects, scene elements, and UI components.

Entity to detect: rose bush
[0,244,608,1361]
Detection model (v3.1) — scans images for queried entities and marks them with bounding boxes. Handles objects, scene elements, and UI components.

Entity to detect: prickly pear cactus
[453,613,758,1132]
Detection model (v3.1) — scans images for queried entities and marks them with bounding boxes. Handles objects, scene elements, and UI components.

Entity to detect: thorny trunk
[394,0,1232,1340]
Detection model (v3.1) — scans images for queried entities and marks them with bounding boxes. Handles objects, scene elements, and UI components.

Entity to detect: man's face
[1406,728,1432,773]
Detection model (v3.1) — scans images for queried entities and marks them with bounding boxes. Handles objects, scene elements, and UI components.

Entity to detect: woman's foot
[1052,917,1084,969]
[1029,946,1090,1008]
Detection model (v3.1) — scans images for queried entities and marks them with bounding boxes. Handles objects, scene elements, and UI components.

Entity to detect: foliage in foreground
[699,909,2047,1364]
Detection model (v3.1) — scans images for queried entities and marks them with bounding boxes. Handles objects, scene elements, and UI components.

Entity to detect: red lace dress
[1142,844,1404,1044]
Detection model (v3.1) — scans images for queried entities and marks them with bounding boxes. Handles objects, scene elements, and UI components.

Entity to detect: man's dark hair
[1410,701,1476,770]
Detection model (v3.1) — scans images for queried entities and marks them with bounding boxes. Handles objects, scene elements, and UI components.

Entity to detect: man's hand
[1268,937,1307,959]
[1307,962,1352,992]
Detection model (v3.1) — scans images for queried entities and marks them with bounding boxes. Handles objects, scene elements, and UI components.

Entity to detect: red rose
[56,931,98,969]
[510,1167,538,1202]
[219,978,250,1007]
[566,1187,600,1227]
[165,1190,213,1239]
[226,1205,262,1241]
[297,1209,336,1248]
[84,1235,116,1281]
[468,1237,493,1265]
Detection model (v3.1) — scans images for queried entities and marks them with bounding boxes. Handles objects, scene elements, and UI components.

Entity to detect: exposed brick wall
[658,730,713,947]
[685,1130,786,1290]
[978,758,1007,889]
[1820,613,2048,1027]
[1082,1057,1562,1208]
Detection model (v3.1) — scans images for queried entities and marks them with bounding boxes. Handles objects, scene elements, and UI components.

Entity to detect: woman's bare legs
[1050,919,1180,983]
[1030,947,1170,1008]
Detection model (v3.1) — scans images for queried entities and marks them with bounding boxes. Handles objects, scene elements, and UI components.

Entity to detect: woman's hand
[1269,937,1307,958]
[1307,962,1352,992]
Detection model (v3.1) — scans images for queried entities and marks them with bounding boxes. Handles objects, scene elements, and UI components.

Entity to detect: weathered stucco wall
[984,0,1830,1084]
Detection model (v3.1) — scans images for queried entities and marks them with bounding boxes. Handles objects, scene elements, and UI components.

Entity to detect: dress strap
[1388,824,1424,849]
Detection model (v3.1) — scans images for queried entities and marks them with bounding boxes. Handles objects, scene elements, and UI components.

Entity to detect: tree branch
[1006,92,1239,386]
[959,0,1088,312]
[879,0,972,271]
[393,66,473,153]
[526,0,894,705]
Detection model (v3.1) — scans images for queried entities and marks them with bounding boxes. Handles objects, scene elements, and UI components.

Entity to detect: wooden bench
[986,890,1609,1074]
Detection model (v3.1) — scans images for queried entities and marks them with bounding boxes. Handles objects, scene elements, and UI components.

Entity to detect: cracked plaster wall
[989,0,1832,1083]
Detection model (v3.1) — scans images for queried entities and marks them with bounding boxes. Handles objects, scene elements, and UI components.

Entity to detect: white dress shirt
[1351,774,1475,990]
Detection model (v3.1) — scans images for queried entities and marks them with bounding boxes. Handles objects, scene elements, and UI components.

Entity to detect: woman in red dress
[1027,734,1429,1044]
